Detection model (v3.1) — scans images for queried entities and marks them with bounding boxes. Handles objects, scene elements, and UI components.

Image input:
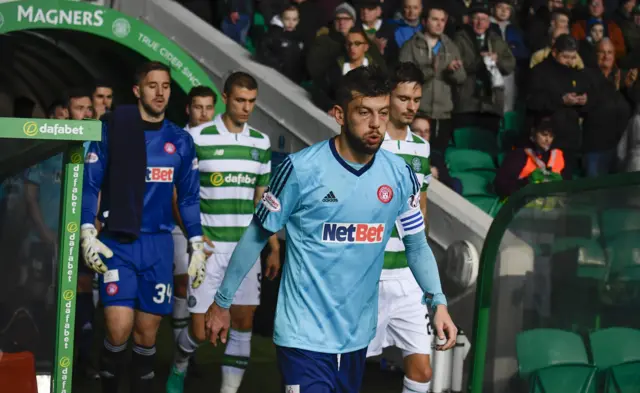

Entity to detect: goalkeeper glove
[187,236,207,288]
[80,224,112,274]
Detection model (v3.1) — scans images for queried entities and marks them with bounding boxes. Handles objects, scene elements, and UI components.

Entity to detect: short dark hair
[413,111,430,122]
[281,4,299,15]
[134,61,171,85]
[391,62,425,88]
[188,86,217,105]
[47,99,67,118]
[93,80,113,92]
[65,88,92,108]
[223,71,258,96]
[553,34,578,52]
[551,7,571,20]
[422,3,448,20]
[347,26,369,40]
[335,65,392,109]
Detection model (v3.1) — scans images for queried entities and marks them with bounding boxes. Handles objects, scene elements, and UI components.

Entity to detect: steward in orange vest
[495,118,569,199]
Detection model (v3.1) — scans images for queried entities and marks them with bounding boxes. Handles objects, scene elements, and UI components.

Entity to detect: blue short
[98,232,174,315]
[276,346,367,393]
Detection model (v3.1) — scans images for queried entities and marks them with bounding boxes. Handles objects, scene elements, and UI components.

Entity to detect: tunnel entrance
[0,0,223,122]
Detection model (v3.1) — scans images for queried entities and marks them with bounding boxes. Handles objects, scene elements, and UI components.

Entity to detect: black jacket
[258,26,306,83]
[527,56,594,151]
[582,67,631,152]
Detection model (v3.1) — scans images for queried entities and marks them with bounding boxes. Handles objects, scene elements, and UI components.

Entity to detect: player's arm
[172,187,187,235]
[81,126,112,274]
[175,138,203,239]
[254,148,281,279]
[24,170,55,245]
[397,164,457,349]
[421,146,431,235]
[214,156,299,309]
[81,127,107,227]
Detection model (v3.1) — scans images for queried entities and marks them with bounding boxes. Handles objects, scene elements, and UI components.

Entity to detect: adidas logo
[322,191,338,203]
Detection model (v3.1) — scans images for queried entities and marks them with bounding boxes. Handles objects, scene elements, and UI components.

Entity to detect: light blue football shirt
[255,138,425,353]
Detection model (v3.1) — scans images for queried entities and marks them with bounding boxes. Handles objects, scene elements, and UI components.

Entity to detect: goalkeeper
[80,61,205,393]
[494,117,569,200]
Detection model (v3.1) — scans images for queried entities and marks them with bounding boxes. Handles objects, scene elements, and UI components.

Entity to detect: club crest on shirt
[262,187,281,212]
[85,152,99,164]
[377,185,393,204]
[250,148,260,161]
[411,156,422,172]
[164,142,176,154]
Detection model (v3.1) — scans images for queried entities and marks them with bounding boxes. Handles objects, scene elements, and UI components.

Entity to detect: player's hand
[203,235,215,257]
[433,304,458,351]
[205,302,231,346]
[188,236,207,289]
[265,247,281,280]
[80,224,112,274]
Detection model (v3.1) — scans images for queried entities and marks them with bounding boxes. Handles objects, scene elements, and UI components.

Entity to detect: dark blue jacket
[491,23,529,63]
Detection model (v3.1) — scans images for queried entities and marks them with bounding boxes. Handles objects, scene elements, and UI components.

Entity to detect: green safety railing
[468,171,640,393]
[0,117,101,393]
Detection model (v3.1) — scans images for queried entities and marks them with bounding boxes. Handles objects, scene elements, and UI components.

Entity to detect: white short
[172,229,189,276]
[187,253,261,313]
[367,278,432,358]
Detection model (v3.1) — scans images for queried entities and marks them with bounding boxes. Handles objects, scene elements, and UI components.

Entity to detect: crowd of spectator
[179,0,640,207]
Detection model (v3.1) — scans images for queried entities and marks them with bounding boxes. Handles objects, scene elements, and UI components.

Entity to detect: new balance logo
[322,191,338,203]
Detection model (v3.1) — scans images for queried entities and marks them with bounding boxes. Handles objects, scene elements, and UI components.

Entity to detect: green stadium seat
[517,329,597,393]
[466,195,501,216]
[589,328,640,393]
[604,231,640,282]
[453,172,495,197]
[445,148,497,173]
[452,127,498,154]
[502,110,525,133]
[601,208,640,240]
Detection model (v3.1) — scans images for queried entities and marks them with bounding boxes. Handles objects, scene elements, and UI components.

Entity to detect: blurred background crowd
[176,0,640,214]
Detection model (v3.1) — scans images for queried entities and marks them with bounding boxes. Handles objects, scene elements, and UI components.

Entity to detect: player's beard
[344,125,383,155]
[140,91,167,118]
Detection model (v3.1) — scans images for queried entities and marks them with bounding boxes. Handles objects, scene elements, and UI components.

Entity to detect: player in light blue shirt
[204,65,457,393]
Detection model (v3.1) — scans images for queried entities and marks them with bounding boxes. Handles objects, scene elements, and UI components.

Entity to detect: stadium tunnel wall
[0,0,223,121]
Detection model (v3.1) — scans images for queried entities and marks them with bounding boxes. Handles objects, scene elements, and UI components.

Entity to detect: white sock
[402,376,431,393]
[172,297,190,343]
[220,329,251,393]
[173,328,199,373]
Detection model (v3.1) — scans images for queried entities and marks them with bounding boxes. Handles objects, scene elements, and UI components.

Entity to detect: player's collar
[329,137,375,177]
[213,114,250,136]
[383,126,412,142]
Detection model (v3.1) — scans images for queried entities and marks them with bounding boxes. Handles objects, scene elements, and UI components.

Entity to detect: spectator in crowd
[526,0,566,52]
[315,27,384,111]
[392,0,423,49]
[614,0,640,54]
[258,5,307,83]
[261,0,324,48]
[357,0,399,65]
[578,19,607,67]
[92,82,113,120]
[528,34,592,176]
[454,2,516,133]
[400,4,466,152]
[308,3,373,83]
[46,100,68,120]
[221,0,253,46]
[66,89,93,120]
[184,85,217,130]
[490,0,529,112]
[581,38,632,176]
[530,25,586,68]
[412,111,464,194]
[494,117,569,199]
[571,0,626,59]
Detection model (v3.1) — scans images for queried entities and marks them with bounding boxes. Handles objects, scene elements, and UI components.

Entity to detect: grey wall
[114,0,340,154]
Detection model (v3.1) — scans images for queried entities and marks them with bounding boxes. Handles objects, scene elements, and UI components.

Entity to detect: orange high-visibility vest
[518,148,565,179]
